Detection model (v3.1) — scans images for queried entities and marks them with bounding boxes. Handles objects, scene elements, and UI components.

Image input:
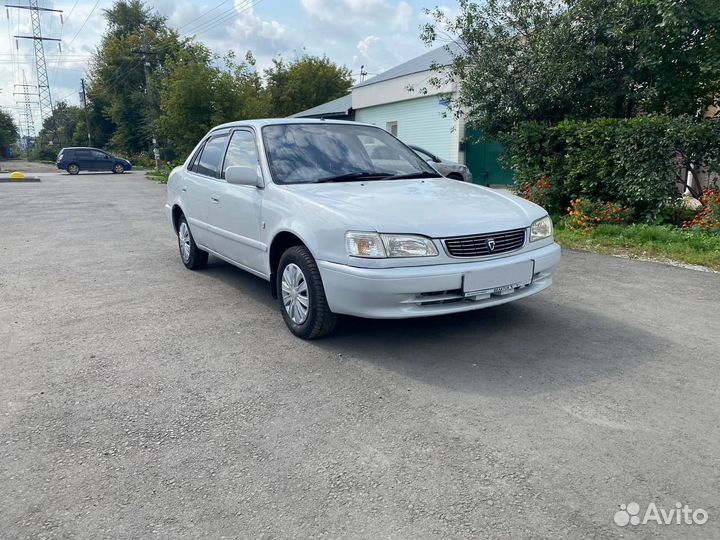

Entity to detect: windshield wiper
[316,171,393,183]
[379,171,439,181]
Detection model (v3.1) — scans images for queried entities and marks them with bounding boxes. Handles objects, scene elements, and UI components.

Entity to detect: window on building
[386,121,398,137]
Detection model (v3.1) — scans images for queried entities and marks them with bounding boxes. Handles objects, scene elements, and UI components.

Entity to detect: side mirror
[432,156,441,163]
[226,165,262,187]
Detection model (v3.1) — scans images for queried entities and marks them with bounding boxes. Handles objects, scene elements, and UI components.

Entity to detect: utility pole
[6,2,63,149]
[80,78,91,147]
[140,26,160,170]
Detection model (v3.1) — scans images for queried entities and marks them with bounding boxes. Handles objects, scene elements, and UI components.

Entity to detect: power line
[180,0,262,39]
[176,0,233,32]
[66,0,100,49]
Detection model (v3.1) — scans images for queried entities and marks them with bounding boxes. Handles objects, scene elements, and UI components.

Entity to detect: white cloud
[301,0,413,31]
[1,1,460,132]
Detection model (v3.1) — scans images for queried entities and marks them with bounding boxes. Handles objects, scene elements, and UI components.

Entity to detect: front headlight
[530,215,553,242]
[346,232,438,258]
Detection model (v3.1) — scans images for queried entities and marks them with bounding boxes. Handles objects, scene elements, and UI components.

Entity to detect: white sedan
[166,119,560,339]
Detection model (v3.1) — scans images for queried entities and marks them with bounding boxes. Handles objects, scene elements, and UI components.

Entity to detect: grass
[555,223,720,271]
[145,165,172,184]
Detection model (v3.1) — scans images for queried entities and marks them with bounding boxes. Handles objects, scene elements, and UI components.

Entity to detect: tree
[422,0,720,137]
[0,109,19,149]
[87,0,189,154]
[264,54,352,117]
[156,49,266,158]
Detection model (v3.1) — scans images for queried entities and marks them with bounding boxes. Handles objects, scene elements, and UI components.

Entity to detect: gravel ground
[1,171,718,539]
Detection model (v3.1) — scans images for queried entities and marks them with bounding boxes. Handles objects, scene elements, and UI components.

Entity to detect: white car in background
[409,144,473,182]
[166,119,560,339]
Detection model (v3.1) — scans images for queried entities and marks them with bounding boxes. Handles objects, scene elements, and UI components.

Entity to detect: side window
[196,134,228,178]
[188,143,205,172]
[91,150,107,159]
[386,121,398,136]
[222,130,258,176]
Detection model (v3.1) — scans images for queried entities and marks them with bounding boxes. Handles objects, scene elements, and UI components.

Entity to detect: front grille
[444,228,526,257]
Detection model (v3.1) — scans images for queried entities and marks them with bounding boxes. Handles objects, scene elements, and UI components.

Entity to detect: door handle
[210,195,220,203]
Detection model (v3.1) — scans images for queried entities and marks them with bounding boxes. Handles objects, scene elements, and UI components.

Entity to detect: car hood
[285,178,544,237]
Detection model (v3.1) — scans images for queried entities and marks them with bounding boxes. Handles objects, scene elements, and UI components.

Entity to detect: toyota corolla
[165,119,560,339]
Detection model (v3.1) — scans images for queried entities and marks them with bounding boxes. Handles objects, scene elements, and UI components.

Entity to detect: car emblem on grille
[486,238,496,251]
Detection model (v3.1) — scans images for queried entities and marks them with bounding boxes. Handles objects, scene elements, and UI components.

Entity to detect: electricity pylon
[6,1,63,146]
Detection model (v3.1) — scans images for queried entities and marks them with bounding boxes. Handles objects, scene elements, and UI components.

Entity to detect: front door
[90,149,111,171]
[207,129,265,273]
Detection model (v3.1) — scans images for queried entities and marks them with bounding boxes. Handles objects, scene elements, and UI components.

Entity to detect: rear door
[74,149,92,170]
[183,131,230,251]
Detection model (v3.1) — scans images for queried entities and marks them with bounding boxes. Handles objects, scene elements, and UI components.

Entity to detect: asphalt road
[1,171,718,539]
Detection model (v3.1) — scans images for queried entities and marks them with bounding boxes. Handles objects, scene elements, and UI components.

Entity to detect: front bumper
[318,242,560,319]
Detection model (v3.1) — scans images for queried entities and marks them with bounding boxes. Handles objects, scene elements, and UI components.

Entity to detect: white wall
[353,70,453,110]
[355,95,458,161]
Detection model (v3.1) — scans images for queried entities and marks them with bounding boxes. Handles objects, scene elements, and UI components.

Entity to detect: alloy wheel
[281,263,309,324]
[178,222,191,262]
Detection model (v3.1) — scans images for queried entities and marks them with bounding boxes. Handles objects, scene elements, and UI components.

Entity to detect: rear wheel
[277,246,337,339]
[177,215,208,270]
[67,163,79,175]
[447,172,463,181]
[113,163,125,174]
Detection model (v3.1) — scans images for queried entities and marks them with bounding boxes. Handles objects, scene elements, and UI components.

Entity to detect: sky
[1,0,459,135]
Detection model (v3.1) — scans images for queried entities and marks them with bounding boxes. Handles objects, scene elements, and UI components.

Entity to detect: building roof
[354,42,462,88]
[290,94,353,118]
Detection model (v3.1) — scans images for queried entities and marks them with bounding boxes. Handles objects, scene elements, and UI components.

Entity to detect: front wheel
[177,215,208,270]
[277,246,337,339]
[113,163,125,174]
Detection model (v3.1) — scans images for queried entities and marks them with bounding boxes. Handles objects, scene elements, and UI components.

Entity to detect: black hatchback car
[56,147,132,175]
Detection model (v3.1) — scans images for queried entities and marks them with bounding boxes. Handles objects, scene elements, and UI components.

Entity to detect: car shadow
[199,257,276,310]
[316,297,666,396]
[196,258,665,396]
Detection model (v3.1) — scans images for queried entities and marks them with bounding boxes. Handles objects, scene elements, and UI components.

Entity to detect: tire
[177,215,208,270]
[277,245,338,339]
[447,173,463,181]
[67,163,79,175]
[113,163,125,174]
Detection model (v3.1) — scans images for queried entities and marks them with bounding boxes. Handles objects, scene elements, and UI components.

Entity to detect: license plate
[463,260,534,296]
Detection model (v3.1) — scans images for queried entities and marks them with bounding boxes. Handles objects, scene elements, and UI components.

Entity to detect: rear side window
[188,143,205,172]
[195,134,229,178]
[76,149,91,158]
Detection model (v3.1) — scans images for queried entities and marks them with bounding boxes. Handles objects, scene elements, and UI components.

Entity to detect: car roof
[210,118,376,132]
[61,147,106,151]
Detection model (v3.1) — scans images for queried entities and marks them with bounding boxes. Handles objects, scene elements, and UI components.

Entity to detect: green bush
[502,116,720,222]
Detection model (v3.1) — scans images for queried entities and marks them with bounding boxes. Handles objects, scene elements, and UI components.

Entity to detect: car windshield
[261,123,436,184]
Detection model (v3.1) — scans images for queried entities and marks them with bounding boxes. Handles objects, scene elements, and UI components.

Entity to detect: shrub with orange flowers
[566,198,634,234]
[516,176,563,215]
[682,189,720,233]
